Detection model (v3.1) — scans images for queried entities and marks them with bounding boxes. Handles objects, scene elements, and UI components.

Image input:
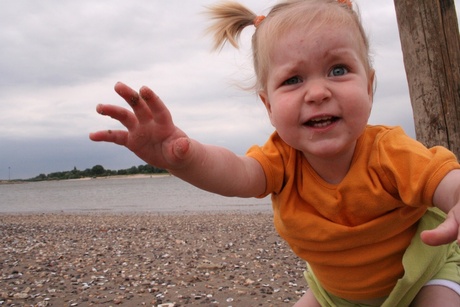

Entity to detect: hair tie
[254,15,266,28]
[337,0,352,9]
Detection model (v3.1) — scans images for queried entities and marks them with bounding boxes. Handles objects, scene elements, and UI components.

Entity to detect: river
[0,175,271,214]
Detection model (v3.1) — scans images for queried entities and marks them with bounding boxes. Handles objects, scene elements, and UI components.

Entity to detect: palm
[90,82,188,169]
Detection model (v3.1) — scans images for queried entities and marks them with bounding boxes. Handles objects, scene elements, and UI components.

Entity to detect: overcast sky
[1,1,459,179]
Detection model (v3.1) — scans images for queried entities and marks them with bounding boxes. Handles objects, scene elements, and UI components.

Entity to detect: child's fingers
[89,130,129,146]
[114,82,154,124]
[139,85,173,126]
[95,104,138,131]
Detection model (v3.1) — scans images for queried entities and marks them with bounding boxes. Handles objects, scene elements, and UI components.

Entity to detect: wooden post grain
[394,0,460,157]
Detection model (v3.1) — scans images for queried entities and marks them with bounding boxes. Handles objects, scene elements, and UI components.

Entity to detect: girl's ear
[259,91,275,126]
[368,69,376,102]
[259,91,271,113]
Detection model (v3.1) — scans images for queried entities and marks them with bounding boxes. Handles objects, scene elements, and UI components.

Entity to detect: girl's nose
[304,79,331,104]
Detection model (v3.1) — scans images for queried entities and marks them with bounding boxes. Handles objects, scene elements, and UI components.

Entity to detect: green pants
[305,208,460,307]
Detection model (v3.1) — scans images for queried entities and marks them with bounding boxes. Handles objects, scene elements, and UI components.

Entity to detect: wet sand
[0,213,308,306]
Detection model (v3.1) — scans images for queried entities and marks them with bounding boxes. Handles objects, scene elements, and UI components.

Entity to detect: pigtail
[205,1,257,51]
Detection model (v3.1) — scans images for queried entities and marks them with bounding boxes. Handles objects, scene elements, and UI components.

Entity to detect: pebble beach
[0,213,308,306]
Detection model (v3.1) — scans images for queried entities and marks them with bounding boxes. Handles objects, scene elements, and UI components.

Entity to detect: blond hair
[206,0,372,92]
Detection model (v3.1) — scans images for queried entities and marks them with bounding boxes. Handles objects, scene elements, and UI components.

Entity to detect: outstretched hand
[89,82,193,170]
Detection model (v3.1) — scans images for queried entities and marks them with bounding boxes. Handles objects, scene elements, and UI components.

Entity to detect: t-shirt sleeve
[373,128,460,207]
[246,132,288,198]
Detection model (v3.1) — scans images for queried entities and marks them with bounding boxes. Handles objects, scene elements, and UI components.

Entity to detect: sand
[0,213,308,306]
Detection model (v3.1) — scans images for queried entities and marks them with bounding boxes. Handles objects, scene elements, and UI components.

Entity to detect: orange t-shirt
[246,125,459,300]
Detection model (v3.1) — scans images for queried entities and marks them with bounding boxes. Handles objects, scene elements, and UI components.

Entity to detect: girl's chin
[301,141,355,159]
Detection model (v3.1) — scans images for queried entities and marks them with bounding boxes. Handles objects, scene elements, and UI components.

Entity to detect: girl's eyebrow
[271,62,304,78]
[325,47,357,58]
[323,48,363,67]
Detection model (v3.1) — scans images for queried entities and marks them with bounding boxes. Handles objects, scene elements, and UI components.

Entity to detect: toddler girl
[90,0,460,305]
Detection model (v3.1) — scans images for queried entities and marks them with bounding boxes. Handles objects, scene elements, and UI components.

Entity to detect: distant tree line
[29,164,168,181]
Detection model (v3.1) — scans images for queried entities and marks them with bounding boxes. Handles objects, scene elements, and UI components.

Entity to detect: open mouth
[305,116,339,128]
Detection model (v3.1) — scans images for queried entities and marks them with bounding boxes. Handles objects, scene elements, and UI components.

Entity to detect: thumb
[420,213,459,246]
[172,137,192,160]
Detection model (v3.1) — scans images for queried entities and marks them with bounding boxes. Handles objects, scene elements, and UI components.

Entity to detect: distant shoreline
[72,173,171,181]
[0,173,171,185]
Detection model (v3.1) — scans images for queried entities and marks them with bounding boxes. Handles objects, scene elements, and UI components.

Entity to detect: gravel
[0,212,308,306]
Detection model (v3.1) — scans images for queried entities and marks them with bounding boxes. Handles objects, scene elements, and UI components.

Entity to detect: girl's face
[259,23,374,161]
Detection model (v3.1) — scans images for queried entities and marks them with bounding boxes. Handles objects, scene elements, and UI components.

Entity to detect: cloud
[0,0,458,179]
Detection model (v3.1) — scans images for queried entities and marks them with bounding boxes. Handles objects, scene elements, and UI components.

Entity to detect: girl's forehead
[269,26,361,64]
[269,21,360,54]
[266,17,368,62]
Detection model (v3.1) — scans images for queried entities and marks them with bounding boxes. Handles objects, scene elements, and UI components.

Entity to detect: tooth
[311,117,331,122]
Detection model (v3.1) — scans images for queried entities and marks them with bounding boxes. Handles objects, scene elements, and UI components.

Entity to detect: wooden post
[394,0,460,158]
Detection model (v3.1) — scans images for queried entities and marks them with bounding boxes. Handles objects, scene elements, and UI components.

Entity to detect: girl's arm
[90,82,266,197]
[420,169,460,246]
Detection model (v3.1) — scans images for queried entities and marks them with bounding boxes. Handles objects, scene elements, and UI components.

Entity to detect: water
[0,176,271,214]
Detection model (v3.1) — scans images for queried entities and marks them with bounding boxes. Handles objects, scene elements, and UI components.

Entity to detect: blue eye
[330,66,348,76]
[283,76,302,85]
